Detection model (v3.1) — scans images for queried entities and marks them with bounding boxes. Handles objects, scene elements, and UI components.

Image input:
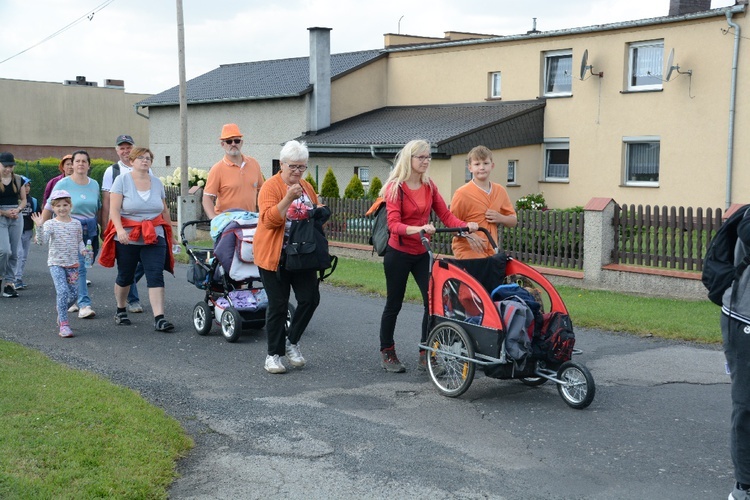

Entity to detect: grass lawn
[326,257,722,344]
[0,341,193,498]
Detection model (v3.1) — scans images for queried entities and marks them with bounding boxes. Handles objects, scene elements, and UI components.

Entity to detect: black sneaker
[3,284,18,298]
[114,311,131,325]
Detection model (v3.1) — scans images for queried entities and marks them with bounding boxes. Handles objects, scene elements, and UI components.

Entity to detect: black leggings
[378,246,430,351]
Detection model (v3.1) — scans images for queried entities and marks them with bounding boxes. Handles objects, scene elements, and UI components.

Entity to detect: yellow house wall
[384,12,749,209]
[331,58,388,123]
[0,78,150,149]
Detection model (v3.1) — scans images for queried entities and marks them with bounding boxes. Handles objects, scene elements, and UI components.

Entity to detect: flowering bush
[160,167,208,188]
[515,192,547,211]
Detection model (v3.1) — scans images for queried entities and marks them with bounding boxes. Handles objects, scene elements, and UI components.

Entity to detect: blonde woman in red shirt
[378,140,478,373]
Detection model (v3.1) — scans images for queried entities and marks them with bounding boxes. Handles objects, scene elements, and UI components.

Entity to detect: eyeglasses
[136,156,153,162]
[223,139,242,145]
[287,164,307,172]
[412,155,432,162]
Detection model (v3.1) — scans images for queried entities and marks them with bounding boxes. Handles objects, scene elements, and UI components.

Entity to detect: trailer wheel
[426,322,475,398]
[557,361,595,409]
[520,376,548,387]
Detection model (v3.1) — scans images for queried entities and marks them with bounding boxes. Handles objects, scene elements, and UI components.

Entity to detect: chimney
[668,0,712,16]
[308,27,332,133]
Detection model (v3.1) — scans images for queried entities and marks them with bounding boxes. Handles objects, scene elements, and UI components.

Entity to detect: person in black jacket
[723,207,750,500]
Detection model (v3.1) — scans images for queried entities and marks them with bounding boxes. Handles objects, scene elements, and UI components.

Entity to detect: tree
[344,175,366,199]
[368,176,383,198]
[320,167,340,199]
[304,172,318,193]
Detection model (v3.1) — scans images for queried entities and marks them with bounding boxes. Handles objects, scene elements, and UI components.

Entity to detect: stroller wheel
[193,302,213,336]
[556,361,596,409]
[426,322,475,398]
[221,307,242,343]
[285,303,296,333]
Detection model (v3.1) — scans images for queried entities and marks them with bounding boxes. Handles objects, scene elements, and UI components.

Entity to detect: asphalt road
[0,244,735,499]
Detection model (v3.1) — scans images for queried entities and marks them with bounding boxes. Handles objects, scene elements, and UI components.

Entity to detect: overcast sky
[0,0,735,95]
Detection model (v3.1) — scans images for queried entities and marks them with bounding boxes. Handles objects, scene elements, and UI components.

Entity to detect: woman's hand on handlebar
[466,222,479,232]
[420,223,436,235]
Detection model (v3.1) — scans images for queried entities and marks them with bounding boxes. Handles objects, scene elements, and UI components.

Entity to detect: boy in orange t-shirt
[450,146,517,259]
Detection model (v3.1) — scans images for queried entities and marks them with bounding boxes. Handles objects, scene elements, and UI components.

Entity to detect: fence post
[178,186,203,241]
[583,197,616,284]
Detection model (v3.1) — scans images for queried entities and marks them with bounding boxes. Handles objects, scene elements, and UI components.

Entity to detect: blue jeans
[0,210,23,283]
[127,262,144,304]
[76,236,99,308]
[14,229,33,281]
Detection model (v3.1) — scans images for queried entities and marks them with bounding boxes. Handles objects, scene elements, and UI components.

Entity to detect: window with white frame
[624,137,660,186]
[354,166,370,183]
[543,50,573,97]
[489,71,501,99]
[507,160,517,184]
[628,40,664,91]
[464,159,472,183]
[544,140,570,181]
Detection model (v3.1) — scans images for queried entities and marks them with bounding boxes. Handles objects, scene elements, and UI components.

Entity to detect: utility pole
[176,0,188,197]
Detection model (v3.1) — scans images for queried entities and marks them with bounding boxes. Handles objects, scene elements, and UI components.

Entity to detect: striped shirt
[35,218,84,267]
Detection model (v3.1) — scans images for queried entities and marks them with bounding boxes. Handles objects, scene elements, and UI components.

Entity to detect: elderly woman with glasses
[254,140,322,374]
[377,139,478,373]
[99,147,177,332]
[0,152,26,298]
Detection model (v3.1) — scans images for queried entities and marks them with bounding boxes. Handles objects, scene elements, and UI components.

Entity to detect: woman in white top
[105,147,177,332]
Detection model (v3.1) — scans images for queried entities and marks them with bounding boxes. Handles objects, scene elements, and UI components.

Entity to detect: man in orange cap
[202,124,264,218]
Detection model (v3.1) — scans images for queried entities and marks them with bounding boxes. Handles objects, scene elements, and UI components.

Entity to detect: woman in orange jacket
[254,140,321,374]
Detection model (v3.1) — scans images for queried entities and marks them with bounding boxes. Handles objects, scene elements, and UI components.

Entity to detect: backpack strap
[112,162,121,181]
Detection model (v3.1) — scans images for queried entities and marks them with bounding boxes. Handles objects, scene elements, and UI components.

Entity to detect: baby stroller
[181,214,295,342]
[419,228,595,409]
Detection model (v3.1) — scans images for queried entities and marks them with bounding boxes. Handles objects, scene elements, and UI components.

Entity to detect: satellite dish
[665,48,676,82]
[580,49,589,80]
[665,48,691,82]
[579,49,603,80]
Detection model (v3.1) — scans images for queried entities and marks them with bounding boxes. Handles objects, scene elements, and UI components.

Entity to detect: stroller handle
[419,227,496,254]
[180,219,212,246]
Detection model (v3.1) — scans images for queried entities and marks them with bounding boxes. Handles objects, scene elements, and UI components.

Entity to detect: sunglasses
[223,139,242,145]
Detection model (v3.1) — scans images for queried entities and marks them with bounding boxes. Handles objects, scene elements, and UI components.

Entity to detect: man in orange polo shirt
[202,123,265,219]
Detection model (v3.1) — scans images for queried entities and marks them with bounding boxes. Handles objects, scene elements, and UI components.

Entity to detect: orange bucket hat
[219,124,243,140]
[58,154,73,174]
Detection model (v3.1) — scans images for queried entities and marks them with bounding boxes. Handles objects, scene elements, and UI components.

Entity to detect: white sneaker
[127,302,144,313]
[285,340,306,367]
[264,354,287,374]
[78,306,96,319]
[68,304,79,313]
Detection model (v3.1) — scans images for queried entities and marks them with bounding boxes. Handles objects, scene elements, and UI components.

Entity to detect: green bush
[368,177,383,199]
[343,175,366,199]
[304,173,318,193]
[320,168,340,199]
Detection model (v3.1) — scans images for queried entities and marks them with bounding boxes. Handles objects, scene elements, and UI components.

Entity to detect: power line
[0,0,117,66]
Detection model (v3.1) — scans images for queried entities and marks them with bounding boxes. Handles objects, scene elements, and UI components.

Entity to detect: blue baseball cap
[20,175,30,185]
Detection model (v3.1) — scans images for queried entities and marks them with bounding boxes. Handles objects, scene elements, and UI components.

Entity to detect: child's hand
[484,210,503,224]
[30,212,43,226]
